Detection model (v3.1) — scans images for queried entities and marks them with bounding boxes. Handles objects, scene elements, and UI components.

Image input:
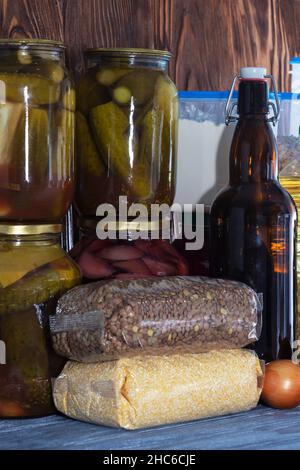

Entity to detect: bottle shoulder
[211,181,297,217]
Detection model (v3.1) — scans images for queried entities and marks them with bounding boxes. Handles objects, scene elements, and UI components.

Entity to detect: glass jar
[75,48,178,218]
[0,39,75,223]
[70,219,189,282]
[278,134,300,339]
[0,224,81,417]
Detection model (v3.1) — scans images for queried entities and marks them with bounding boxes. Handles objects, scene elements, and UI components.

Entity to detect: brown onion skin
[261,360,300,409]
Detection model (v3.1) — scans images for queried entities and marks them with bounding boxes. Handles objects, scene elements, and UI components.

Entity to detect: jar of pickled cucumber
[0,39,75,223]
[0,224,81,417]
[75,48,178,218]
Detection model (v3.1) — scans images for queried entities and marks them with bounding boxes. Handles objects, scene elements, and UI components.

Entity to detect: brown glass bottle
[210,76,297,362]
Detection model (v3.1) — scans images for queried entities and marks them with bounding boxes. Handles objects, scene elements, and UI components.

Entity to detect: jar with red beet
[70,220,189,282]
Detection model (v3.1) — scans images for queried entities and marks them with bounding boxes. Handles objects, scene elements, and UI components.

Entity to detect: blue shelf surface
[1,405,300,450]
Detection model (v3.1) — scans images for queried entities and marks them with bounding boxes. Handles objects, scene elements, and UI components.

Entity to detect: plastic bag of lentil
[50,276,262,362]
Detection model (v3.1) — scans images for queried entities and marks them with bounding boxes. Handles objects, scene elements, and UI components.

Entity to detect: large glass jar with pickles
[75,48,178,217]
[0,39,75,223]
[0,224,81,417]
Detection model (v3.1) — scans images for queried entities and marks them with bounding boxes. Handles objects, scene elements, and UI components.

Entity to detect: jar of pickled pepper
[0,224,81,417]
[0,39,75,223]
[75,48,178,218]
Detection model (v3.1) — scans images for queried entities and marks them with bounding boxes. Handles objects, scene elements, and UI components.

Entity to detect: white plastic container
[176,91,281,207]
[290,57,300,93]
[175,91,235,207]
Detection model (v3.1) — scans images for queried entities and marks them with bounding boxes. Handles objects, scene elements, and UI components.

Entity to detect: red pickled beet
[86,238,111,253]
[99,245,144,261]
[112,259,151,275]
[78,250,114,279]
[69,236,95,260]
[156,240,189,275]
[143,256,178,276]
[115,273,154,280]
[134,239,189,275]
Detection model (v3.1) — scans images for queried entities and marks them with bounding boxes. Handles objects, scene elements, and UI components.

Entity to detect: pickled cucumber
[131,163,152,199]
[17,50,32,65]
[0,256,81,313]
[0,73,60,105]
[154,75,178,122]
[50,257,82,290]
[76,112,104,177]
[62,87,76,111]
[96,67,129,86]
[46,63,64,84]
[133,108,164,199]
[0,242,63,288]
[114,70,157,106]
[139,108,163,167]
[90,101,139,180]
[154,75,178,200]
[13,107,49,184]
[0,268,61,313]
[77,72,110,115]
[0,307,51,379]
[54,109,75,179]
[113,86,132,105]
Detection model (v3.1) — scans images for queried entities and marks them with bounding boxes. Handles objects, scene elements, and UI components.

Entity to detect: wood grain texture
[1,406,300,450]
[0,0,300,90]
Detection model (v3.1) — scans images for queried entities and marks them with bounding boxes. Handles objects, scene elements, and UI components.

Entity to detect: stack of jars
[0,39,81,417]
[73,48,188,280]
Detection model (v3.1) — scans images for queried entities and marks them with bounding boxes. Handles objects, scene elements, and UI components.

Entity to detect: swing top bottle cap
[240,67,267,79]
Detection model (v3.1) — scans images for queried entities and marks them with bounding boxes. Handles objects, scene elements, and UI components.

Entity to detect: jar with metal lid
[0,39,75,223]
[0,224,81,417]
[75,48,178,218]
[70,218,189,282]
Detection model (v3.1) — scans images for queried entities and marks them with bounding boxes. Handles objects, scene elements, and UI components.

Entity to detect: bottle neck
[229,78,277,184]
[229,116,278,184]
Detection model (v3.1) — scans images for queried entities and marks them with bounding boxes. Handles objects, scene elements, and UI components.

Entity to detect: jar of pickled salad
[0,224,81,417]
[75,48,178,218]
[0,39,75,223]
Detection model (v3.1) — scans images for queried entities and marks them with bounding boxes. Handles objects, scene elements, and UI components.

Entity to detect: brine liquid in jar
[0,39,75,223]
[75,48,178,218]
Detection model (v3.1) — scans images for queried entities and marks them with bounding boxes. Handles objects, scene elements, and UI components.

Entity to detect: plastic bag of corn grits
[53,349,263,430]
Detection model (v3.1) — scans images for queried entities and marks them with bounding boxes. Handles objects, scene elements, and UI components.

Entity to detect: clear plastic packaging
[50,276,262,362]
[53,349,264,430]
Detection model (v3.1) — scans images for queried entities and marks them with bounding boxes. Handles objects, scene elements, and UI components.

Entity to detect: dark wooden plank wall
[0,0,300,91]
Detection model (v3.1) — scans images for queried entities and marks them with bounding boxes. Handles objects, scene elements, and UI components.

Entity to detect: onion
[261,360,300,409]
